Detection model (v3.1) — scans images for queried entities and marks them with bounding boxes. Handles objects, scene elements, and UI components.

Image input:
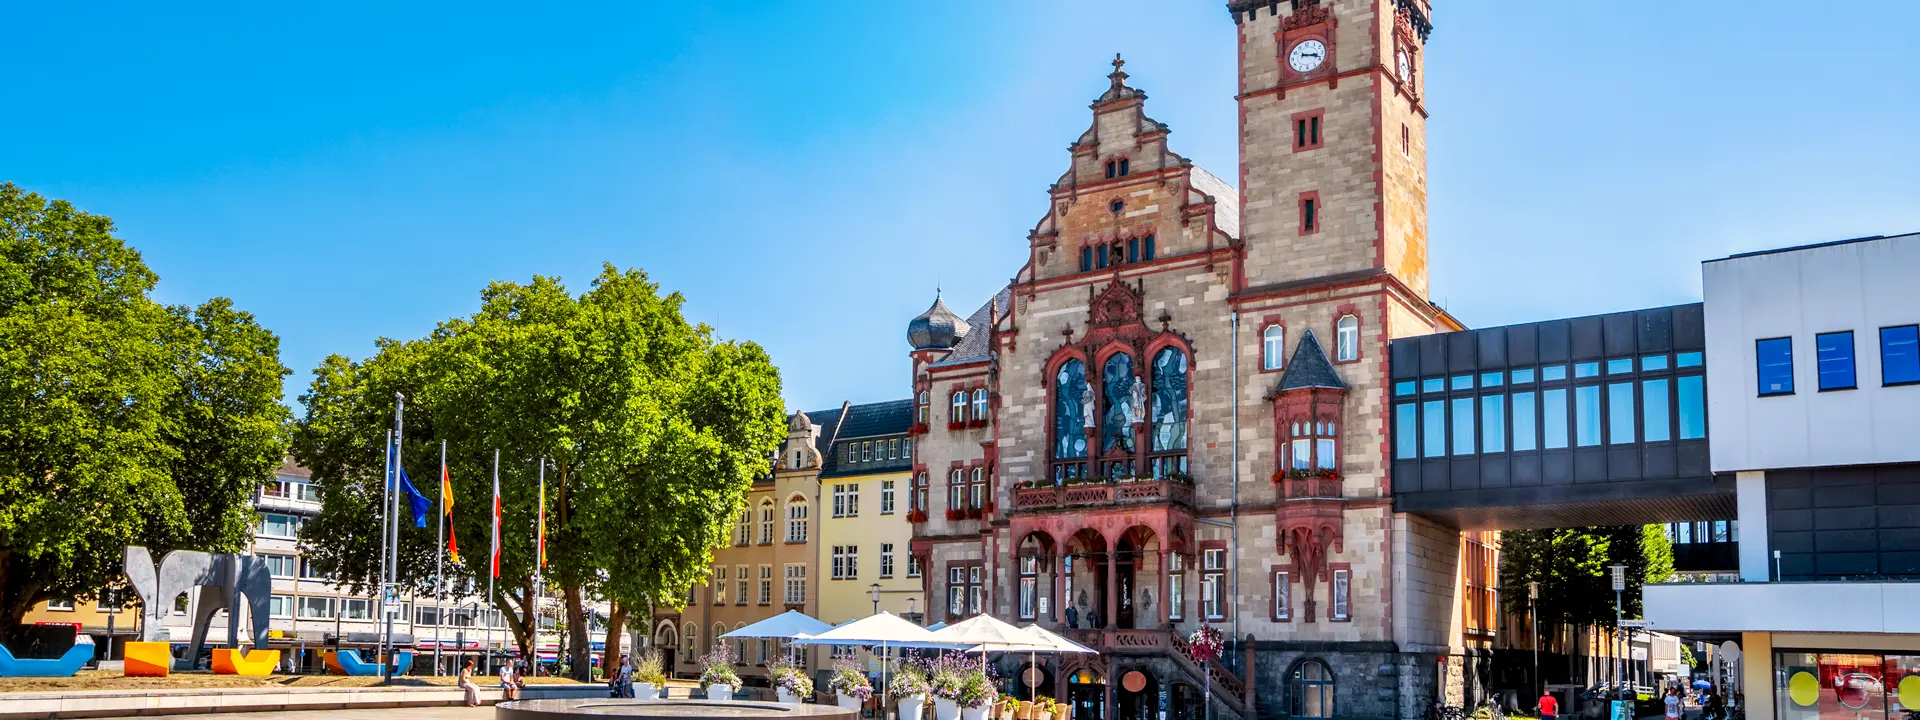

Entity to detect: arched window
[786,498,808,543]
[1264,325,1287,370]
[971,389,989,422]
[1102,353,1136,460]
[951,391,968,424]
[758,499,775,545]
[1053,360,1089,479]
[683,622,697,664]
[1290,660,1335,719]
[734,509,751,546]
[1150,347,1190,477]
[733,622,747,660]
[713,622,727,657]
[917,391,930,424]
[1336,316,1360,362]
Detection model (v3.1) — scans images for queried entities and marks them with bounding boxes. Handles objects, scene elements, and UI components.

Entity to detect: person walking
[1537,689,1559,720]
[459,660,481,707]
[1664,687,1684,720]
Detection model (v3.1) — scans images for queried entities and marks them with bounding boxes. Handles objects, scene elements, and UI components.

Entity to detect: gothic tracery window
[1053,359,1089,480]
[1150,347,1190,477]
[1102,353,1136,461]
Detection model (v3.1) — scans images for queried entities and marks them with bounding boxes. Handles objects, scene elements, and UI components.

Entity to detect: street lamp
[1610,564,1627,694]
[906,596,920,625]
[870,583,882,615]
[1529,581,1539,700]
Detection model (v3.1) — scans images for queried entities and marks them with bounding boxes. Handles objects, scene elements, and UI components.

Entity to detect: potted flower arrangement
[1031,695,1059,720]
[769,657,812,705]
[1188,624,1225,714]
[929,654,968,720]
[632,648,666,700]
[955,667,996,720]
[907,508,929,523]
[699,644,741,701]
[945,508,966,522]
[828,658,873,710]
[890,661,932,720]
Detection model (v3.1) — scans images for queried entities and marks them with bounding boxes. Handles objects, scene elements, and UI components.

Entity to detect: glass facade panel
[1451,397,1475,456]
[1772,651,1920,720]
[1543,366,1568,382]
[1884,326,1920,385]
[1607,358,1634,375]
[1642,354,1669,371]
[1542,389,1569,449]
[1512,392,1537,451]
[1422,378,1444,393]
[1643,378,1671,442]
[1575,362,1600,378]
[1395,380,1417,396]
[1608,382,1635,444]
[1422,401,1445,458]
[1574,385,1601,446]
[1512,368,1535,384]
[1678,376,1706,440]
[1395,403,1418,459]
[1758,337,1795,395]
[1481,372,1504,387]
[1817,331,1857,390]
[1451,375,1474,391]
[1480,394,1505,453]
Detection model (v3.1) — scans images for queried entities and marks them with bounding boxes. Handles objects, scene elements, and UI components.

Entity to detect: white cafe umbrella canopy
[1019,624,1098,655]
[793,612,967,707]
[930,614,1053,653]
[720,610,832,640]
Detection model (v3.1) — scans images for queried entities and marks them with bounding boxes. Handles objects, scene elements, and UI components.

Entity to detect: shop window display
[1775,651,1920,720]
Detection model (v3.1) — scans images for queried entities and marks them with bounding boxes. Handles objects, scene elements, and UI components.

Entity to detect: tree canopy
[0,182,290,639]
[292,266,785,678]
[1498,525,1674,629]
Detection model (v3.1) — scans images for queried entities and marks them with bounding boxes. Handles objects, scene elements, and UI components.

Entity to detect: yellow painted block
[123,642,171,678]
[211,648,279,676]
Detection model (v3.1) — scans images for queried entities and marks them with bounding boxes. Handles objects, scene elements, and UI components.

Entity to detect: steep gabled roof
[1188,165,1241,241]
[810,399,914,478]
[1279,329,1345,391]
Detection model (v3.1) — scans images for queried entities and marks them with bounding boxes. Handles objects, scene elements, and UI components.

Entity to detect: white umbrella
[793,612,968,710]
[931,614,1056,704]
[1019,624,1097,703]
[721,610,832,640]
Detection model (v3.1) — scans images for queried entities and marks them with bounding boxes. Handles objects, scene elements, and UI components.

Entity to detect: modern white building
[1646,232,1920,720]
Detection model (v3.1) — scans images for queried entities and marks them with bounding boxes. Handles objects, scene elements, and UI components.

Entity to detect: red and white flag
[490,466,502,578]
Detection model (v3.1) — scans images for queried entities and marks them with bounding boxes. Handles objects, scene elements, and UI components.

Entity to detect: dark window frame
[1883,324,1920,387]
[1815,330,1857,392]
[1756,336,1795,396]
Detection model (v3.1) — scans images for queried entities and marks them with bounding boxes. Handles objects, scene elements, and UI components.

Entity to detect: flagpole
[535,457,545,677]
[384,393,405,684]
[488,448,499,676]
[377,430,393,668]
[434,440,446,676]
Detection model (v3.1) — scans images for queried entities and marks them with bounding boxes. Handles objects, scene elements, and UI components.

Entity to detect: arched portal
[1115,525,1161,629]
[1117,668,1159,720]
[1067,666,1107,720]
[1017,531,1058,623]
[1064,528,1108,630]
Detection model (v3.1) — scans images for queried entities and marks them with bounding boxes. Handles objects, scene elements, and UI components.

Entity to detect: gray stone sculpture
[124,546,272,669]
[1080,383,1096,428]
[1128,374,1146,424]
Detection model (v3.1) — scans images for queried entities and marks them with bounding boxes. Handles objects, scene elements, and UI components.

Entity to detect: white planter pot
[935,697,961,720]
[635,683,656,700]
[838,693,864,709]
[1036,712,1054,720]
[777,689,800,704]
[961,704,990,720]
[899,694,927,720]
[706,684,734,701]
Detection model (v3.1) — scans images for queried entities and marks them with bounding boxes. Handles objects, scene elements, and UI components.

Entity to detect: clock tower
[1231,0,1433,298]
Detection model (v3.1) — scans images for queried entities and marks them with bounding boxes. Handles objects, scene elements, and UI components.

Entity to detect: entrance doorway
[1118,670,1159,720]
[1068,668,1106,720]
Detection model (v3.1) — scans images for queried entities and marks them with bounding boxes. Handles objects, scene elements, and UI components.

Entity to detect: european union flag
[398,469,432,528]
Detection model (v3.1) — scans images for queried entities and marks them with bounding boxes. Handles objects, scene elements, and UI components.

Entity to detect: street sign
[1620,619,1652,628]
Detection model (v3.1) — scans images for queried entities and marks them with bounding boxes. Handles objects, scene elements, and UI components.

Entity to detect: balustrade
[1010,478,1195,512]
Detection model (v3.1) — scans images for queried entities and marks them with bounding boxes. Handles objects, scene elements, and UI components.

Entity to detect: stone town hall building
[905,1,1465,718]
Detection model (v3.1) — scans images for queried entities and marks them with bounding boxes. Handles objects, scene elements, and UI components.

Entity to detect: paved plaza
[109,708,497,720]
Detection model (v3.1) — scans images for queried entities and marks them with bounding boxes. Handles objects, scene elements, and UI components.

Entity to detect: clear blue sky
[5,1,1917,414]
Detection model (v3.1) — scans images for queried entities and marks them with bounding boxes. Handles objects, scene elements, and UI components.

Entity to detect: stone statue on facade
[1128,374,1146,424]
[1081,382,1096,428]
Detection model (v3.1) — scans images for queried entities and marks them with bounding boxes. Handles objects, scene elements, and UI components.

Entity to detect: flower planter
[1035,710,1054,720]
[634,683,656,700]
[899,694,928,720]
[838,694,864,710]
[935,697,961,720]
[778,689,801,704]
[961,704,990,720]
[706,684,734,700]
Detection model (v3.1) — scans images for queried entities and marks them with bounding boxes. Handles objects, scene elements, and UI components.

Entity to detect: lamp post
[1529,581,1539,699]
[906,597,920,625]
[1610,564,1627,694]
[870,583,882,616]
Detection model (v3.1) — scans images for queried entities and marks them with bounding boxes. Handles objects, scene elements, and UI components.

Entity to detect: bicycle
[1469,693,1508,720]
[1427,701,1466,720]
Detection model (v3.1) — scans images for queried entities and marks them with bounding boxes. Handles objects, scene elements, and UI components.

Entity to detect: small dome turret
[907,292,969,351]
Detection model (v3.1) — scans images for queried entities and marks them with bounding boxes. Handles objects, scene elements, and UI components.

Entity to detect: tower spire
[1095,53,1145,105]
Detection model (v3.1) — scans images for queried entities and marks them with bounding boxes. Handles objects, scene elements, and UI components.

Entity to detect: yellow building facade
[812,399,918,625]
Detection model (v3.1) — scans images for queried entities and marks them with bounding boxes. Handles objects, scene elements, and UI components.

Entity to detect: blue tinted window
[1574,362,1600,378]
[1080,248,1093,272]
[1542,389,1568,449]
[1422,378,1444,394]
[1678,376,1706,439]
[1756,337,1794,395]
[1128,237,1139,263]
[1884,325,1920,385]
[1394,381,1417,397]
[1422,401,1445,458]
[1607,382,1635,445]
[1395,403,1418,459]
[1451,375,1473,391]
[1451,398,1475,455]
[1143,235,1156,260]
[1481,395,1506,453]
[1816,331,1856,390]
[1607,358,1634,375]
[1512,368,1535,384]
[1642,355,1669,372]
[1643,378,1670,442]
[1574,385,1601,446]
[1511,392,1537,451]
[1543,366,1568,382]
[1097,248,1109,269]
[1481,372,1504,388]
[1677,352,1703,368]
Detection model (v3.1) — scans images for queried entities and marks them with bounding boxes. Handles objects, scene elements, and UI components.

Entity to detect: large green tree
[0,183,290,640]
[293,267,784,679]
[1498,525,1672,630]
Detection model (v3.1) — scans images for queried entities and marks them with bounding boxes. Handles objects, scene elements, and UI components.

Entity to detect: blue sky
[5,1,1917,414]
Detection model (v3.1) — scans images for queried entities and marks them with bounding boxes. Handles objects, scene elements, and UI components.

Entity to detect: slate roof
[1188,166,1241,240]
[807,399,914,478]
[1279,329,1346,391]
[929,288,1012,368]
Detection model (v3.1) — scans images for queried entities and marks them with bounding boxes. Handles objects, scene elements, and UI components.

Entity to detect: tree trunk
[498,577,537,667]
[602,600,627,675]
[564,584,591,681]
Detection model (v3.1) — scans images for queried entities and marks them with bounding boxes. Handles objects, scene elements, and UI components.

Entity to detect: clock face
[1397,49,1412,79]
[1288,40,1327,73]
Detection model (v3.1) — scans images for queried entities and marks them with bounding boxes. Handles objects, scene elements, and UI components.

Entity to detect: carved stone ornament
[1285,3,1331,30]
[1087,281,1145,329]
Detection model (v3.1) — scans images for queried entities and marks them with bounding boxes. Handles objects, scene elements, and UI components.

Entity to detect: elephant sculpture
[123,547,272,669]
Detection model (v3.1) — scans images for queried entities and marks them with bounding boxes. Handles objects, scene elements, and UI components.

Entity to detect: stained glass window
[1102,354,1136,454]
[1151,348,1188,452]
[1054,360,1088,460]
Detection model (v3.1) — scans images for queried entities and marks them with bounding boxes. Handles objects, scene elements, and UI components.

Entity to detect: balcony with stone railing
[1009,476,1194,513]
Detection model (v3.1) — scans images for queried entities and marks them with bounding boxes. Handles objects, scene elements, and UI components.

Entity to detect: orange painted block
[323,650,345,676]
[211,648,279,676]
[123,641,171,678]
